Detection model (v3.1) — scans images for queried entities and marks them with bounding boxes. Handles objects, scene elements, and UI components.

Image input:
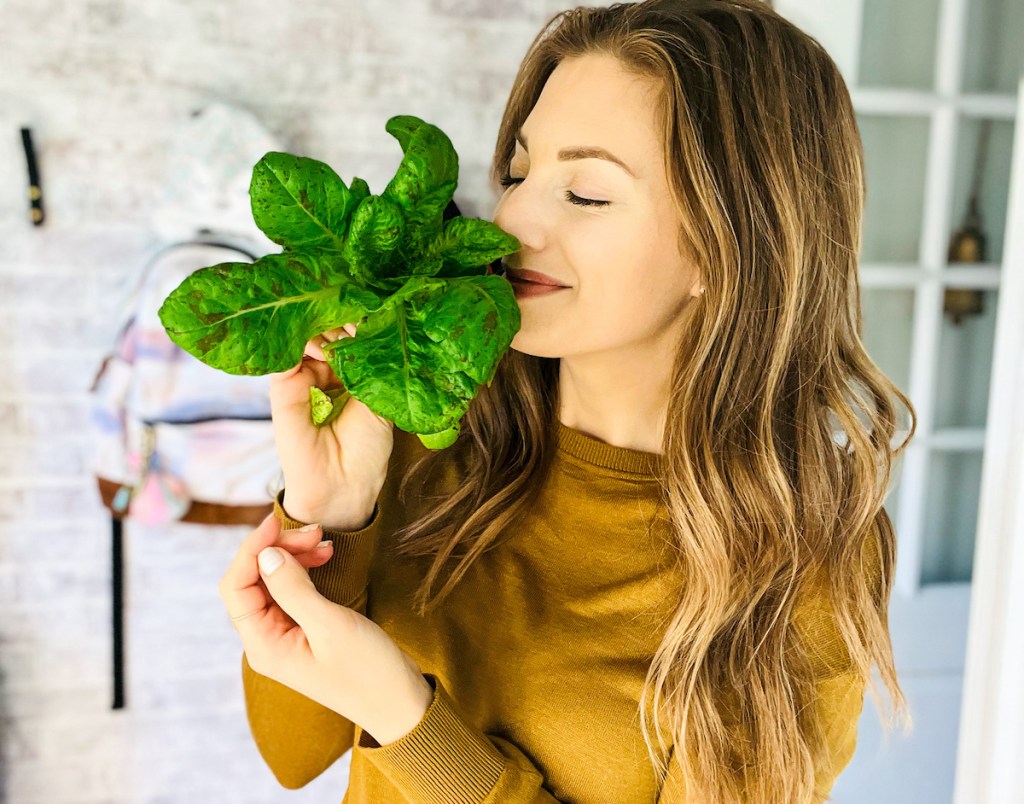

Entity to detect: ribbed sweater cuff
[272,489,380,608]
[358,673,505,802]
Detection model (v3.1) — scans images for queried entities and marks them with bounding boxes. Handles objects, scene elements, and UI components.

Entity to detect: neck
[556,344,674,456]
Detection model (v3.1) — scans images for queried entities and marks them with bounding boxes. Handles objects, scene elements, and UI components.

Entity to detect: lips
[503,266,571,288]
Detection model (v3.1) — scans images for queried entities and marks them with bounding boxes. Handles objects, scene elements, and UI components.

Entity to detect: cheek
[578,236,664,314]
[578,250,691,338]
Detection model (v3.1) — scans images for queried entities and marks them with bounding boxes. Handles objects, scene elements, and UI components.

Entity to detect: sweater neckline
[555,419,663,477]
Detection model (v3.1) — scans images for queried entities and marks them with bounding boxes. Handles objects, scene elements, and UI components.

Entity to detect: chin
[509,331,565,360]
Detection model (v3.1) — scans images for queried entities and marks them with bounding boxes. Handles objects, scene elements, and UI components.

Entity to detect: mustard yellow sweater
[241,420,869,802]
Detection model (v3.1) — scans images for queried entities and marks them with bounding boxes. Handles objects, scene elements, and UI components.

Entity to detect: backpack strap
[97,477,272,525]
[100,235,262,367]
[103,236,269,712]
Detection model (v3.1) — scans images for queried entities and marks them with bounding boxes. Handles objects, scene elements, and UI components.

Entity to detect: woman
[220,1,916,801]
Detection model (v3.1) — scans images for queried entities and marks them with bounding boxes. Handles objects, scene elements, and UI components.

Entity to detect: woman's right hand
[268,323,395,531]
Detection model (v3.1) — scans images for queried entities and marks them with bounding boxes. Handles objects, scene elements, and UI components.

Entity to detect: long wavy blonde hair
[387,1,917,800]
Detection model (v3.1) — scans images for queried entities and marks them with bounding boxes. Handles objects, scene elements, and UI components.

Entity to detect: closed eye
[498,175,610,208]
[564,191,608,208]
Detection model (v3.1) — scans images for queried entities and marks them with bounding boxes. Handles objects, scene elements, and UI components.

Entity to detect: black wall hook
[20,127,44,226]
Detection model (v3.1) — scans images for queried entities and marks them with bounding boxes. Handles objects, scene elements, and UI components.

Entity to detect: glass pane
[962,0,1024,94]
[921,449,983,584]
[933,289,998,429]
[860,288,915,395]
[857,115,931,263]
[858,0,941,90]
[947,116,1016,266]
[883,448,906,530]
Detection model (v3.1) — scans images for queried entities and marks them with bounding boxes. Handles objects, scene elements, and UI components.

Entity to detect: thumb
[257,545,329,626]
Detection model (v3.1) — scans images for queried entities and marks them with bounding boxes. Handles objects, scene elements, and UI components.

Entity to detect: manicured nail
[258,547,284,575]
[298,523,320,532]
[316,539,333,549]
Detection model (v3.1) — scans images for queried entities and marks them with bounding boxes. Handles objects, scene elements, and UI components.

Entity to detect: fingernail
[298,523,320,532]
[316,539,333,549]
[258,547,284,575]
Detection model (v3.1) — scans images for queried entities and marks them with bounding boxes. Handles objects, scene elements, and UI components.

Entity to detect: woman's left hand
[219,512,435,746]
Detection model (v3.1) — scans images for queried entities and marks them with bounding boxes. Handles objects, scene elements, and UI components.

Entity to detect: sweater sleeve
[240,488,383,789]
[353,672,569,802]
[246,489,567,800]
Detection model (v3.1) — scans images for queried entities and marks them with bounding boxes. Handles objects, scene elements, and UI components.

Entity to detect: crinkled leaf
[322,274,518,435]
[350,176,371,206]
[433,217,522,278]
[399,180,457,268]
[340,194,407,290]
[158,252,384,375]
[409,275,521,385]
[417,423,460,450]
[310,386,350,427]
[381,116,459,212]
[249,152,360,252]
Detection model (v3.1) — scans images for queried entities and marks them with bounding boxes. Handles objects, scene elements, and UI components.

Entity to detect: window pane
[921,449,983,584]
[962,0,1024,94]
[857,115,931,263]
[858,0,940,90]
[860,287,915,397]
[882,448,906,530]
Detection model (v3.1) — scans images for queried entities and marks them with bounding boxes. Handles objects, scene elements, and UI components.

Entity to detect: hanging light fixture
[944,120,991,325]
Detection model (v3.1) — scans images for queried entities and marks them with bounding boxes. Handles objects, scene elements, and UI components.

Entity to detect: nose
[491,181,535,262]
[491,186,511,232]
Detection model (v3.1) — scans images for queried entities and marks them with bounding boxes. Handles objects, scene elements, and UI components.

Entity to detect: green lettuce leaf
[321,274,518,435]
[158,251,385,375]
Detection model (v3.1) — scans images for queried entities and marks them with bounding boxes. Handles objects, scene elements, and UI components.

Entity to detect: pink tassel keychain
[123,426,192,525]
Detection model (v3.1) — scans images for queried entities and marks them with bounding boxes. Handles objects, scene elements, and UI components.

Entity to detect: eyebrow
[514,127,637,179]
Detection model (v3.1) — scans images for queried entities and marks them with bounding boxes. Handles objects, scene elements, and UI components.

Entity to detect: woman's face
[492,52,703,361]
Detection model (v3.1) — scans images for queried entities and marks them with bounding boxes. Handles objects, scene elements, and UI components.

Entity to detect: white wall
[0,2,565,802]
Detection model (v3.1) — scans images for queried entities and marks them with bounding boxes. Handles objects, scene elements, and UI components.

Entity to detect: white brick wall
[0,2,570,801]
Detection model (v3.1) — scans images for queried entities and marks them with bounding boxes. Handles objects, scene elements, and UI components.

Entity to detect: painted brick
[0,1,556,800]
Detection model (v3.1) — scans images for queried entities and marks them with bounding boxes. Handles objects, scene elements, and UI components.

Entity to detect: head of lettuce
[157,115,522,450]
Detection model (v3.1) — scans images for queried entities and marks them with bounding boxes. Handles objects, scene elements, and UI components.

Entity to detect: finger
[253,545,334,635]
[304,339,327,361]
[272,326,356,379]
[319,325,358,347]
[268,358,305,382]
[293,541,334,570]
[274,525,335,568]
[324,326,350,340]
[219,517,324,615]
[219,513,284,621]
[268,353,342,413]
[268,350,329,382]
[276,523,330,552]
[302,330,351,362]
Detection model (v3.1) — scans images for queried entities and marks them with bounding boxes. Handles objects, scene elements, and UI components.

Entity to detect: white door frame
[954,74,1024,803]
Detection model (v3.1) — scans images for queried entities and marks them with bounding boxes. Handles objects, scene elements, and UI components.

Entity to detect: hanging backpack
[88,233,282,527]
[87,100,291,710]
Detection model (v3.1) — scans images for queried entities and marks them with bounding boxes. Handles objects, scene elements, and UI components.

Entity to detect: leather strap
[97,477,273,526]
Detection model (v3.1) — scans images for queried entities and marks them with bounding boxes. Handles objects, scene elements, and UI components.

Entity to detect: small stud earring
[700,287,706,295]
